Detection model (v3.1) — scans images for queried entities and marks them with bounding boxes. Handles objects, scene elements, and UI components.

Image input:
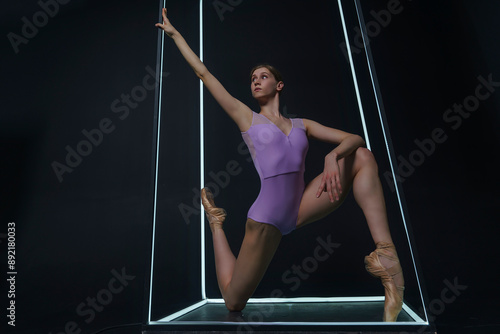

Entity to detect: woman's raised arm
[155,8,252,131]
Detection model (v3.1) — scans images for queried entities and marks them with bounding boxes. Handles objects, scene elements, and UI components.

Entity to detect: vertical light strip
[199,0,206,300]
[352,0,428,322]
[337,0,371,150]
[148,0,167,323]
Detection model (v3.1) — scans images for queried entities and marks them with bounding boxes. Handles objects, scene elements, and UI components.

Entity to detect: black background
[1,0,499,333]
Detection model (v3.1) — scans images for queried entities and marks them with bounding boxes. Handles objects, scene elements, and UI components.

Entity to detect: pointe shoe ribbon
[364,242,405,322]
[201,188,226,228]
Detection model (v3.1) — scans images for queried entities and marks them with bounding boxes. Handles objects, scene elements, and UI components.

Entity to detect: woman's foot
[201,187,226,230]
[364,242,405,322]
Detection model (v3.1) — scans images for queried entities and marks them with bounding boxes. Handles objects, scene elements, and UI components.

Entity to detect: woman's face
[251,67,281,98]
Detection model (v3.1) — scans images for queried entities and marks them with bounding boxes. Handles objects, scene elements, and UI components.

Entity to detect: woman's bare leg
[210,224,236,295]
[296,148,392,242]
[202,188,281,311]
[350,149,393,245]
[222,219,281,311]
[295,148,404,320]
[210,219,281,311]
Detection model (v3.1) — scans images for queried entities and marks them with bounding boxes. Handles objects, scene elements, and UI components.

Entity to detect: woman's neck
[258,95,281,119]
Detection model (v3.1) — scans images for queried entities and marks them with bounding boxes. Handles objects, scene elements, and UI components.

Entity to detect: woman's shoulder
[292,116,307,131]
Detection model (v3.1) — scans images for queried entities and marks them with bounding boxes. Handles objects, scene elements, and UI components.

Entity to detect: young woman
[156,8,404,322]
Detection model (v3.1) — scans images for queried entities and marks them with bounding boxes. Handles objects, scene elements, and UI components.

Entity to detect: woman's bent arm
[156,8,252,131]
[303,118,366,158]
[326,134,366,160]
[303,118,366,202]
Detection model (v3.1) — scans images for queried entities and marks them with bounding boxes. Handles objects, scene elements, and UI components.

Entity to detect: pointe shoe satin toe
[364,242,405,322]
[201,187,226,229]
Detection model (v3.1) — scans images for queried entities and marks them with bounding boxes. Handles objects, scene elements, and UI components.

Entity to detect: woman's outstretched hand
[316,153,342,203]
[155,8,177,38]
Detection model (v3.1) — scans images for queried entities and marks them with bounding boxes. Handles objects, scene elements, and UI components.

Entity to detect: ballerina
[156,7,404,321]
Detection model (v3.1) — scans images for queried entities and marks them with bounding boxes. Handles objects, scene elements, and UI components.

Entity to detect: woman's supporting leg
[350,149,393,245]
[295,148,404,321]
[202,188,281,312]
[348,150,405,321]
[296,148,389,238]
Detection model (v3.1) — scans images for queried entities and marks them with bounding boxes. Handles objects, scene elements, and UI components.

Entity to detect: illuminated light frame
[147,0,167,323]
[147,0,429,327]
[151,297,424,325]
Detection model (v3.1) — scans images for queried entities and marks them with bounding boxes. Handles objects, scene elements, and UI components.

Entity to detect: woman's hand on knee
[316,154,342,202]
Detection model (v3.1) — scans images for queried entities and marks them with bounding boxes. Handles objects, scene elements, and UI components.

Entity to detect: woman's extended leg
[295,147,404,321]
[202,188,282,311]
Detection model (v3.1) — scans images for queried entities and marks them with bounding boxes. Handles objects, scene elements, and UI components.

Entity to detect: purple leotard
[241,111,309,235]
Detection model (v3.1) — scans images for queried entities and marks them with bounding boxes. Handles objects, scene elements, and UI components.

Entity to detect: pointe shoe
[364,242,405,322]
[201,187,226,229]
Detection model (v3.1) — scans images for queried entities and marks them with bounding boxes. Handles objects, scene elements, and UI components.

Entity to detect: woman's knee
[225,298,247,312]
[222,283,248,311]
[355,147,378,171]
